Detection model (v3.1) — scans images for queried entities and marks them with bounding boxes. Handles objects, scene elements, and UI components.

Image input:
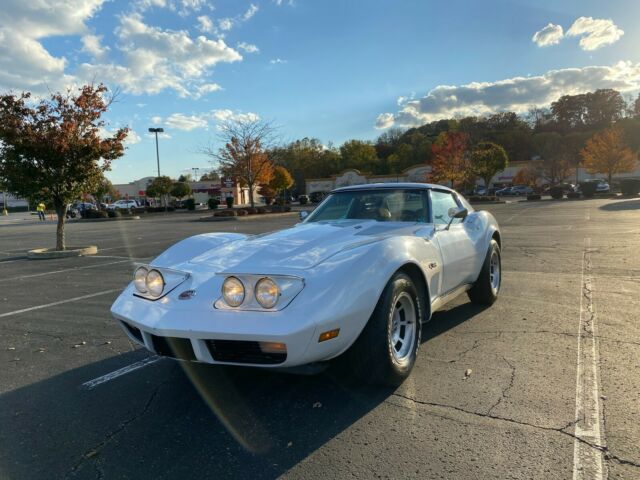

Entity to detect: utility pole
[148,128,164,177]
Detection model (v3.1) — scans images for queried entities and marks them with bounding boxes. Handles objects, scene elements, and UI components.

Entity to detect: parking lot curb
[72,216,141,222]
[27,246,98,259]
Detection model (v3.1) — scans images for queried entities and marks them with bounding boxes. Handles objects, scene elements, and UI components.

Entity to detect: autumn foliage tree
[269,165,294,200]
[0,84,128,250]
[146,176,173,210]
[470,141,508,190]
[430,132,471,188]
[512,165,539,187]
[581,127,637,184]
[205,118,277,208]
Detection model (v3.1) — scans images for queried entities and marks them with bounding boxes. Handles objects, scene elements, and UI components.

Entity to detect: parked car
[473,186,487,196]
[510,185,534,196]
[72,201,97,211]
[576,179,610,194]
[298,194,309,205]
[112,183,502,386]
[495,186,513,196]
[107,199,139,210]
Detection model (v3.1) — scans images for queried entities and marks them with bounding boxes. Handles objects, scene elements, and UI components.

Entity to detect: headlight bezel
[131,265,189,301]
[215,274,304,311]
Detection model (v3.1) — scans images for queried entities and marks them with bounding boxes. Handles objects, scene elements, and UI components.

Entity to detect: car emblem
[178,290,196,300]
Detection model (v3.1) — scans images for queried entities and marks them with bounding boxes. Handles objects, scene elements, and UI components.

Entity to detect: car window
[306,189,428,223]
[430,190,462,225]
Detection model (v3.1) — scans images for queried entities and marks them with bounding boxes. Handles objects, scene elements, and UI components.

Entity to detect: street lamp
[148,127,164,177]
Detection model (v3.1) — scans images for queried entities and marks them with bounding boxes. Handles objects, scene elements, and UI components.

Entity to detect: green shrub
[225,197,234,208]
[214,209,237,217]
[527,194,541,201]
[237,209,249,216]
[208,198,220,210]
[567,191,581,199]
[284,205,291,212]
[549,186,563,200]
[185,198,196,211]
[246,207,257,214]
[257,207,267,214]
[579,182,597,198]
[108,209,121,218]
[620,178,640,196]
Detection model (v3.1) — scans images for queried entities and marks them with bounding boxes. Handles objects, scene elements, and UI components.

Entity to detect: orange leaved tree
[0,84,128,250]
[581,127,638,184]
[430,132,471,188]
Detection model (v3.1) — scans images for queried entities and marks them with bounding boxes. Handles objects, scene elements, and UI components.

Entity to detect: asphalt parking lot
[1,199,639,480]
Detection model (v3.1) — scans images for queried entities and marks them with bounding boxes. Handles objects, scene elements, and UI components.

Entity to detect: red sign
[138,190,145,195]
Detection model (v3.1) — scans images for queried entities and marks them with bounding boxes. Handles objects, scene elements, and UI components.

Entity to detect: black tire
[468,239,501,306]
[344,272,423,387]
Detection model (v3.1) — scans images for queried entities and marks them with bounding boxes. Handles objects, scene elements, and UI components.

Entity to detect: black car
[309,191,328,203]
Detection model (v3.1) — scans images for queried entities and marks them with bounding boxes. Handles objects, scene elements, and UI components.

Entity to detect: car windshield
[305,189,429,223]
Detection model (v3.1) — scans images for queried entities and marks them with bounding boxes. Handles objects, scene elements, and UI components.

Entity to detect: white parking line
[0,260,131,282]
[0,289,120,318]
[81,356,161,390]
[572,238,605,480]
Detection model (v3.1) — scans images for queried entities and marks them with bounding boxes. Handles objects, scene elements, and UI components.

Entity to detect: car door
[429,189,478,294]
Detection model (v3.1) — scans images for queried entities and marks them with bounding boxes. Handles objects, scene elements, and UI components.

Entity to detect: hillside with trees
[268,89,640,194]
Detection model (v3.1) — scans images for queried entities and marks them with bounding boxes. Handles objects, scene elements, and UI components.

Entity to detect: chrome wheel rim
[490,250,500,293]
[389,292,417,364]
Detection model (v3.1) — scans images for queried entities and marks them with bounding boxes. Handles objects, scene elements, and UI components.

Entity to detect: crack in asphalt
[388,393,640,469]
[486,356,516,416]
[64,380,167,479]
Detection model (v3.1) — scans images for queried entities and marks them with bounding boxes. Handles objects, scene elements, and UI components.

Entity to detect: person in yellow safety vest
[37,202,46,221]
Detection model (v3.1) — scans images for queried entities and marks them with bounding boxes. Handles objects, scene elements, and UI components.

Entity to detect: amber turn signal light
[318,329,340,342]
[258,341,287,354]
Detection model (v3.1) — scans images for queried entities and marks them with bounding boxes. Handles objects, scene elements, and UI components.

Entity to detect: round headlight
[145,269,164,297]
[134,267,148,293]
[255,277,280,309]
[222,276,245,307]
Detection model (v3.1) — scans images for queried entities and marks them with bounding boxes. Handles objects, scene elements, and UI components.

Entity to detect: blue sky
[0,0,638,184]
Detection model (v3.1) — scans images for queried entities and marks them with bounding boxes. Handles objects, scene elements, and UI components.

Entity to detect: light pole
[148,127,164,177]
[191,167,200,181]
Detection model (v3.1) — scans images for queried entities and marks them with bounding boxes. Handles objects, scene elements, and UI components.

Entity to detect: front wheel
[468,239,501,305]
[344,272,423,387]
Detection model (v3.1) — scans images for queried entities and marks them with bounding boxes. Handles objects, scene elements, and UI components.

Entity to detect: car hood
[187,220,421,272]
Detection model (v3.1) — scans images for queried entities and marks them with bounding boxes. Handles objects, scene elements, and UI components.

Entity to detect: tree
[177,174,192,182]
[171,181,191,200]
[204,118,277,208]
[581,127,638,184]
[0,84,127,250]
[633,94,640,119]
[430,132,471,187]
[470,141,508,189]
[146,176,173,210]
[339,140,378,172]
[533,133,572,185]
[199,171,220,181]
[269,165,294,198]
[92,176,117,206]
[512,166,539,186]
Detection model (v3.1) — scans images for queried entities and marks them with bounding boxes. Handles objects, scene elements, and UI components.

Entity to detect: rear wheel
[345,272,423,386]
[468,239,501,305]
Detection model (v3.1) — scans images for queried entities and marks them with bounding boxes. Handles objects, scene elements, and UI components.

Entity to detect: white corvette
[111,183,501,386]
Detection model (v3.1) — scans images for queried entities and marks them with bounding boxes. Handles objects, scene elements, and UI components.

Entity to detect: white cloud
[196,15,215,33]
[165,113,209,131]
[0,0,105,93]
[237,42,259,53]
[375,113,395,130]
[81,34,110,60]
[269,58,287,64]
[218,18,233,31]
[243,4,259,21]
[532,23,564,47]
[153,109,259,131]
[275,0,295,5]
[125,130,142,145]
[567,17,624,51]
[211,109,260,123]
[145,131,172,139]
[377,61,640,128]
[77,14,242,97]
[100,127,141,145]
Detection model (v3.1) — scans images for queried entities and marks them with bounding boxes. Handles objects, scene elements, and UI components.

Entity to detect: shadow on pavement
[598,198,640,211]
[0,302,483,479]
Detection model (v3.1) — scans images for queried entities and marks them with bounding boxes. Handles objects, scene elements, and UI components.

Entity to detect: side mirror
[448,207,468,219]
[444,207,468,230]
[299,211,309,221]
